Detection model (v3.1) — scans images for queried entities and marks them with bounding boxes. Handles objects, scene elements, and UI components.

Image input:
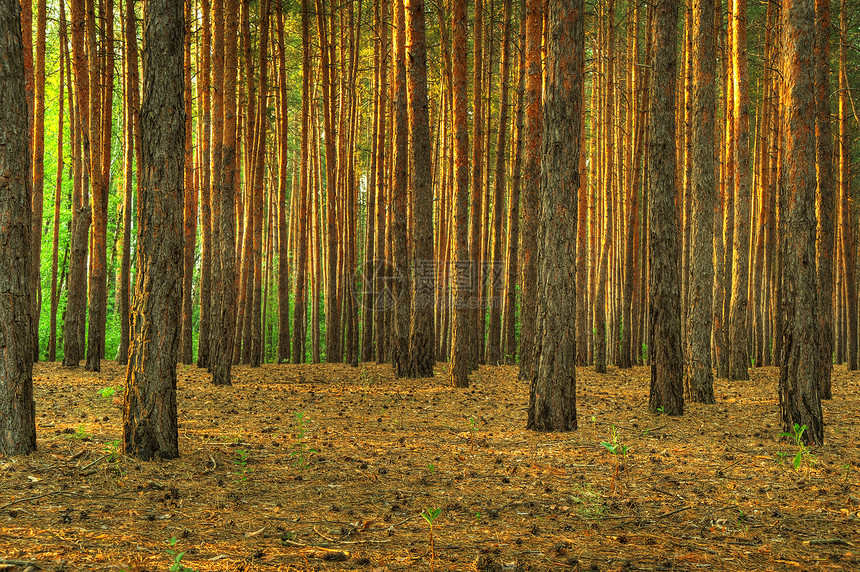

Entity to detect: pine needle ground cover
[1,362,858,571]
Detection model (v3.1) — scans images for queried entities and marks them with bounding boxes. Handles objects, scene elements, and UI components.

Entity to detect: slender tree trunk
[391,0,410,377]
[123,0,184,460]
[449,0,471,387]
[29,0,46,361]
[63,0,91,368]
[85,0,106,372]
[49,8,66,363]
[211,0,240,385]
[486,0,512,367]
[685,0,716,403]
[406,0,435,377]
[180,0,196,364]
[779,0,823,445]
[518,0,542,380]
[277,5,291,363]
[117,0,134,365]
[197,0,212,368]
[814,0,834,395]
[649,0,684,416]
[503,0,526,365]
[728,0,751,381]
[838,1,856,371]
[373,0,390,364]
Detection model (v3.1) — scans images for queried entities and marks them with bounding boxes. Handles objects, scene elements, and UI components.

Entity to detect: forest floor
[1,361,859,572]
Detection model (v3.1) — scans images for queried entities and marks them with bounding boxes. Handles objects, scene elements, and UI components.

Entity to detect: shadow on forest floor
[0,361,858,571]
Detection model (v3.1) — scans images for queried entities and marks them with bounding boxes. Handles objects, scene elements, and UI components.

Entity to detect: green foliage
[234,449,252,483]
[166,537,197,572]
[601,425,630,492]
[289,411,316,469]
[98,385,123,399]
[66,424,91,441]
[420,507,442,572]
[779,423,813,471]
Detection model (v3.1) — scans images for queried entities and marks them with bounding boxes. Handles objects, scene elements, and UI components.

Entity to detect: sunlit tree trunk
[180,0,196,364]
[486,0,511,366]
[518,0,542,381]
[276,5,291,364]
[197,0,212,368]
[48,7,67,363]
[503,0,526,365]
[838,0,856,371]
[728,0,751,381]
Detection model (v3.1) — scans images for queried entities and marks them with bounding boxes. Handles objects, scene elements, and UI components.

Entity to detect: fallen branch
[806,538,854,547]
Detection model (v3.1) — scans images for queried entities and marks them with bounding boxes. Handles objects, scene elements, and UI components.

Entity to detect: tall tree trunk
[449,0,471,387]
[197,0,212,368]
[85,0,106,372]
[373,0,390,365]
[518,0,542,381]
[815,0,834,396]
[649,0,684,416]
[468,0,484,372]
[503,0,526,365]
[316,0,341,363]
[527,0,583,432]
[391,0,410,377]
[30,0,46,361]
[116,0,134,365]
[685,0,716,403]
[212,0,240,385]
[276,4,291,364]
[838,0,856,371]
[250,0,271,367]
[728,0,751,381]
[292,0,311,364]
[779,0,823,445]
[180,0,196,364]
[49,7,66,363]
[0,0,36,454]
[486,0,512,366]
[406,0,435,377]
[123,0,184,460]
[63,0,92,368]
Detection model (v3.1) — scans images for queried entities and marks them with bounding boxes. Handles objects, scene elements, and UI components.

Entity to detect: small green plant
[641,343,649,364]
[427,463,436,473]
[104,439,122,463]
[234,449,252,483]
[290,411,316,469]
[468,417,477,449]
[601,425,630,491]
[98,385,123,399]
[779,423,812,471]
[166,537,197,572]
[67,424,91,440]
[420,507,442,572]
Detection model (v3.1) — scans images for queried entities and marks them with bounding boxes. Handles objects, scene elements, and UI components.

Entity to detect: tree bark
[406,0,435,377]
[123,0,184,460]
[518,0,542,381]
[778,0,823,445]
[527,0,583,432]
[0,0,36,455]
[728,0,751,381]
[685,0,716,403]
[486,0,512,367]
[180,0,196,364]
[449,0,470,388]
[648,0,684,416]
